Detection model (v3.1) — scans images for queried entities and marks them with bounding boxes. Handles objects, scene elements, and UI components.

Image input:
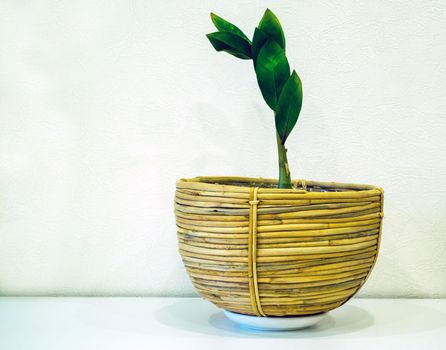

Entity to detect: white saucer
[223,310,326,331]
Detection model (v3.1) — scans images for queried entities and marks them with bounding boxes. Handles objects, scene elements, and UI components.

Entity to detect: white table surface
[0,297,445,350]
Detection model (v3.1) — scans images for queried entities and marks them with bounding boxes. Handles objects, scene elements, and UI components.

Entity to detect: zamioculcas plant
[174,9,384,326]
[206,9,303,189]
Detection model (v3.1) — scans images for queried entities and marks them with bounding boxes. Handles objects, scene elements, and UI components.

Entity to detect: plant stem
[276,132,292,189]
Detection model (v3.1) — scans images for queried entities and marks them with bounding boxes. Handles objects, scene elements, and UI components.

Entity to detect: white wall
[0,0,445,297]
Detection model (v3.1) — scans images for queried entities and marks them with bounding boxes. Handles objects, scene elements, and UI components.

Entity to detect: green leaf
[258,9,285,50]
[255,39,290,110]
[252,27,269,64]
[206,32,252,59]
[275,71,303,143]
[210,13,251,43]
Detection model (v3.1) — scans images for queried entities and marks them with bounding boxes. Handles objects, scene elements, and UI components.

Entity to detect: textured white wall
[0,0,445,297]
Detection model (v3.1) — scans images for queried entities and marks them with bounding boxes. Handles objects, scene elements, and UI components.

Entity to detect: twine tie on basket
[248,187,265,317]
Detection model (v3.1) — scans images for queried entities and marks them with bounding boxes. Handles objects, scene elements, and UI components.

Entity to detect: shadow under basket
[175,176,384,317]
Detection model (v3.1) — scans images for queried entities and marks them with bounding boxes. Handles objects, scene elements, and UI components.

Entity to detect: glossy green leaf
[258,9,285,50]
[210,13,251,43]
[206,32,252,59]
[255,39,290,110]
[251,27,269,64]
[275,70,303,143]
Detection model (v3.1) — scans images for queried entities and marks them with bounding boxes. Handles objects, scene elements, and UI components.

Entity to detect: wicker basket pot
[175,176,384,317]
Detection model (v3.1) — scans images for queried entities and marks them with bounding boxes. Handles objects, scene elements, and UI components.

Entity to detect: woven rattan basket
[175,176,384,317]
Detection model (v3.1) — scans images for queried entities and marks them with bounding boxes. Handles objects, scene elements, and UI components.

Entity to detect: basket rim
[177,176,383,194]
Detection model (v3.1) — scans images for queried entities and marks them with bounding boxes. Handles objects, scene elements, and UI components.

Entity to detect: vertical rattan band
[248,187,265,316]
